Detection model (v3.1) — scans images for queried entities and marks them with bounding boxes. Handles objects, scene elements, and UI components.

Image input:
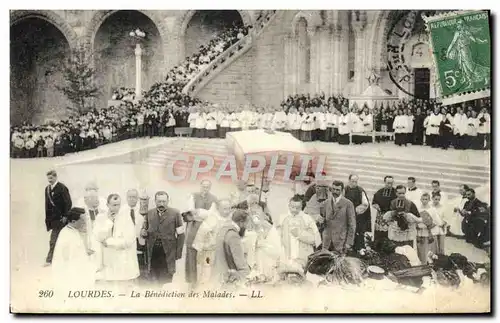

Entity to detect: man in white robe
[338,107,351,145]
[51,207,96,289]
[453,107,469,149]
[195,107,207,138]
[272,107,287,131]
[94,194,139,285]
[75,181,107,215]
[287,107,299,139]
[477,107,490,149]
[78,188,107,272]
[406,177,423,206]
[192,199,232,284]
[230,180,248,206]
[427,108,443,148]
[445,184,468,237]
[124,189,146,275]
[185,180,218,287]
[254,218,282,280]
[278,195,321,270]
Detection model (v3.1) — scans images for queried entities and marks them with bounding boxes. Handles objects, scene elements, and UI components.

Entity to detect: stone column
[135,44,142,99]
[162,16,178,75]
[284,34,295,97]
[318,27,332,95]
[291,34,298,95]
[308,27,321,94]
[351,11,368,96]
[331,24,344,95]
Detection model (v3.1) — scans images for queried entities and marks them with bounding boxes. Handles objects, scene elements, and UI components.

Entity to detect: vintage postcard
[10,9,491,313]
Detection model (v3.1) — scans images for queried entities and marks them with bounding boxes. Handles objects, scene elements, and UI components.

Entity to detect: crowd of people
[10,9,490,158]
[46,167,490,291]
[10,13,269,158]
[11,93,491,158]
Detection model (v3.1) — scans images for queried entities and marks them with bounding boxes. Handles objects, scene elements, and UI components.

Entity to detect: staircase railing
[182,10,278,97]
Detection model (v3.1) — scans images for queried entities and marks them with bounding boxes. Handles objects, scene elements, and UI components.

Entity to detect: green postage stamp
[424,10,491,105]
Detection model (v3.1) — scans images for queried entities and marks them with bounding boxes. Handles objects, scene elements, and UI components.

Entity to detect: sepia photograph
[8,6,492,314]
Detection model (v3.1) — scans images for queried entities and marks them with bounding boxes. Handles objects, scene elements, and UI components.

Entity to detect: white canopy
[349,84,399,110]
[226,130,311,170]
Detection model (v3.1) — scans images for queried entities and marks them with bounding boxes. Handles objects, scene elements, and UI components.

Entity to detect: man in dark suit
[321,180,356,255]
[460,188,490,248]
[44,170,72,266]
[344,174,371,252]
[141,191,185,286]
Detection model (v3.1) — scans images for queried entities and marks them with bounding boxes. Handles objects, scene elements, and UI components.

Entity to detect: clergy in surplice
[51,207,96,289]
[191,199,232,284]
[427,107,443,148]
[254,216,282,280]
[344,174,371,252]
[79,187,107,272]
[372,175,397,244]
[94,194,139,286]
[405,177,423,207]
[272,107,288,131]
[337,107,351,145]
[125,189,146,277]
[185,180,218,287]
[382,185,421,248]
[279,195,321,270]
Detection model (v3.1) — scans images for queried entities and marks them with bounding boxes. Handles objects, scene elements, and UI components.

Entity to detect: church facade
[10,10,436,125]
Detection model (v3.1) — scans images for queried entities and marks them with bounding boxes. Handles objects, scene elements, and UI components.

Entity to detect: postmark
[423,10,491,105]
[386,10,419,97]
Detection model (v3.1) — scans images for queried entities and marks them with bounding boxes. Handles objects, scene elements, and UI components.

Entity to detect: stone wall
[250,11,287,107]
[10,18,71,125]
[93,10,164,109]
[197,51,253,107]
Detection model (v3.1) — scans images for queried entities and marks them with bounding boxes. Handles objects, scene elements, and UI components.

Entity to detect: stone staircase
[182,10,278,97]
[139,138,490,201]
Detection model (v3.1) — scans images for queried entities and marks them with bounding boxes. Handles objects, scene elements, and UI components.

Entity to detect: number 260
[38,290,54,298]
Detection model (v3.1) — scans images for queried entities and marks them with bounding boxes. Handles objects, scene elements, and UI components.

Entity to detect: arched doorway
[10,17,70,125]
[184,10,244,58]
[93,10,163,109]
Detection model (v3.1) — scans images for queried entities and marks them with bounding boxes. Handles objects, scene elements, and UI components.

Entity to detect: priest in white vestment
[278,195,321,270]
[192,199,232,284]
[272,107,287,131]
[51,207,96,288]
[94,194,139,283]
[427,108,443,148]
[254,219,282,280]
[338,107,351,145]
[75,182,107,271]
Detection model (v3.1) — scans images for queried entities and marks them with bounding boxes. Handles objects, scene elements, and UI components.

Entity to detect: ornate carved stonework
[351,10,367,35]
[367,69,381,86]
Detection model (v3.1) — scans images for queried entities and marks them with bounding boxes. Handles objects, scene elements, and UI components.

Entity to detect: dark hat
[67,207,86,221]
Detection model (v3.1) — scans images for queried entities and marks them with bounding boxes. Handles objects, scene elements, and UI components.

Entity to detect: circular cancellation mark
[386,10,420,98]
